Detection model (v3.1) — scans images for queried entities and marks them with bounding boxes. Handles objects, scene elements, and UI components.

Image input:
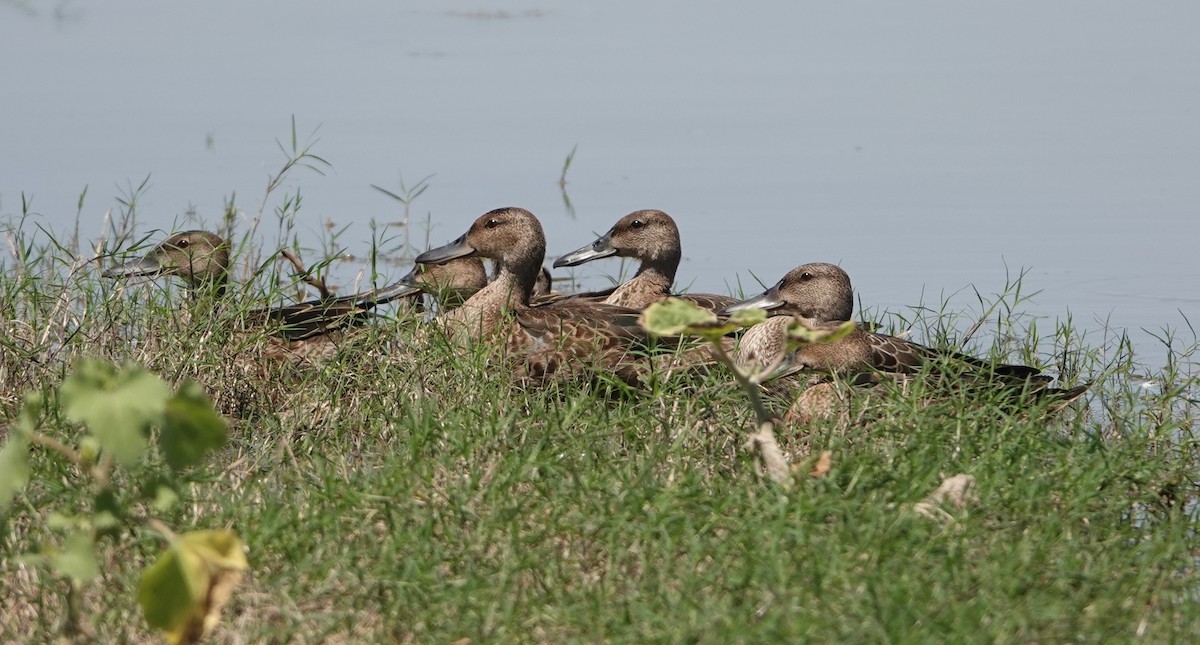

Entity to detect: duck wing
[677,292,738,313]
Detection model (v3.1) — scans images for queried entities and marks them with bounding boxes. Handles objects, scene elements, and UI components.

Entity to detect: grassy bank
[2,183,1197,643]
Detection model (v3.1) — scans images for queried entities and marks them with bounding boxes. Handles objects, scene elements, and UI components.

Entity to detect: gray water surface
[3,1,1198,370]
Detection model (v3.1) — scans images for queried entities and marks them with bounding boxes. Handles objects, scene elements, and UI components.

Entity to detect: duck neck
[448,264,532,338]
[186,270,230,305]
[631,255,677,294]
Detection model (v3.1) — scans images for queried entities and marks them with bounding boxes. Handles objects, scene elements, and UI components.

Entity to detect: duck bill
[365,273,423,304]
[553,231,617,268]
[395,265,426,291]
[415,234,475,265]
[719,281,786,315]
[102,255,162,279]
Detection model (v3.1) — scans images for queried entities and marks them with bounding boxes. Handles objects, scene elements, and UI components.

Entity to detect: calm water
[3,1,1198,370]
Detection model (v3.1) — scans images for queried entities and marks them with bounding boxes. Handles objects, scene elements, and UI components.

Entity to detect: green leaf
[0,435,30,509]
[140,529,247,644]
[151,482,180,513]
[46,511,76,530]
[640,299,767,340]
[726,307,768,328]
[18,391,44,435]
[79,436,102,464]
[640,298,715,336]
[160,381,228,471]
[784,319,857,348]
[51,531,99,582]
[139,541,203,639]
[59,360,171,467]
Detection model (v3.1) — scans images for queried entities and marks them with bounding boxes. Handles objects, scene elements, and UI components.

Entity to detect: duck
[489,262,554,300]
[721,262,1088,407]
[103,230,487,354]
[534,266,554,299]
[414,207,653,383]
[553,209,736,311]
[397,256,490,312]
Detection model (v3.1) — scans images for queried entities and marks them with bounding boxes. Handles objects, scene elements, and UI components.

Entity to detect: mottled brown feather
[103,230,485,359]
[726,262,1086,405]
[416,207,655,383]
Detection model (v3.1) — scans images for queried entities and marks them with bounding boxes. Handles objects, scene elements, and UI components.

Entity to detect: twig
[27,433,87,470]
[744,422,791,485]
[279,249,331,299]
[707,339,792,487]
[146,518,179,543]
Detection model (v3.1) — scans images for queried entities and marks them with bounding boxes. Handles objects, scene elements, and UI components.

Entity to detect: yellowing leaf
[785,319,856,348]
[179,529,249,571]
[140,529,248,645]
[640,298,716,336]
[60,360,171,467]
[726,307,767,328]
[641,299,767,340]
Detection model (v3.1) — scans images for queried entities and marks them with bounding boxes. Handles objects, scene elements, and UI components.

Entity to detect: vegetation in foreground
[1,144,1197,643]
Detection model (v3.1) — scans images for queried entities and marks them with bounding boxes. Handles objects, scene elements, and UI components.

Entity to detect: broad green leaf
[140,541,204,640]
[785,319,857,348]
[640,298,715,336]
[50,531,99,582]
[79,436,102,464]
[726,307,768,328]
[47,511,77,530]
[151,482,180,513]
[60,360,171,467]
[641,299,767,340]
[0,435,30,509]
[160,381,228,471]
[140,529,248,645]
[0,392,40,508]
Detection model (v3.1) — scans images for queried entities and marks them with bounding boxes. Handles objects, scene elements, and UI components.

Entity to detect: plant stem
[706,338,791,485]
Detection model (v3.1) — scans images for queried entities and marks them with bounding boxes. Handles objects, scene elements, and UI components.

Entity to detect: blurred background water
[2,0,1197,371]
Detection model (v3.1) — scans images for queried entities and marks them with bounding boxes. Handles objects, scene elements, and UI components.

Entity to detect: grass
[2,161,1198,643]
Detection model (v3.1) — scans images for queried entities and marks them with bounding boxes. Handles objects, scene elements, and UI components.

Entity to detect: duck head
[396,256,488,305]
[554,209,681,278]
[416,207,546,302]
[721,262,854,323]
[103,230,231,293]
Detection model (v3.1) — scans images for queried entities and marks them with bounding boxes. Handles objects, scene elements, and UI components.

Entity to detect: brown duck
[553,209,736,311]
[103,230,487,356]
[415,207,653,383]
[722,262,1088,404]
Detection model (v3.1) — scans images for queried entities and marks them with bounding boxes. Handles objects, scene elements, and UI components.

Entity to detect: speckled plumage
[415,207,652,383]
[723,262,1088,406]
[102,230,485,362]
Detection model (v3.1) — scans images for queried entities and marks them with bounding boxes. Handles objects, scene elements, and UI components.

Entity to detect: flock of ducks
[103,207,1087,412]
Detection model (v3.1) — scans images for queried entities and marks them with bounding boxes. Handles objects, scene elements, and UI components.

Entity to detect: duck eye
[176,238,190,249]
[485,219,501,229]
[630,220,645,229]
[800,272,813,281]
